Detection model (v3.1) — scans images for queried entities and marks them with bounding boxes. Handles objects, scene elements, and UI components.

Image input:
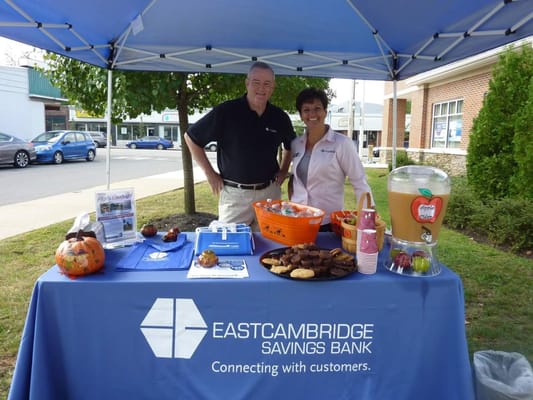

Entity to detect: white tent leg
[106,69,113,189]
[391,80,397,170]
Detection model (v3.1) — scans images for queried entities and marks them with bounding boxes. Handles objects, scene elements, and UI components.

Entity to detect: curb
[0,168,207,241]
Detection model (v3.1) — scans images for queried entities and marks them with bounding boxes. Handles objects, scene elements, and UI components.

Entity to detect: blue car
[31,130,96,164]
[126,136,173,150]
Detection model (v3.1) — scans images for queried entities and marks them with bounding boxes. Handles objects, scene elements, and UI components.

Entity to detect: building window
[73,122,108,133]
[117,125,133,140]
[431,99,463,149]
[163,125,179,143]
[46,115,66,131]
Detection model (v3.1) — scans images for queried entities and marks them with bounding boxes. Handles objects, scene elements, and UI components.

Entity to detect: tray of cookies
[260,243,357,281]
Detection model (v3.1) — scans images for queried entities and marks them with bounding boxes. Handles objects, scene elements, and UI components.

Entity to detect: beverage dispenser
[387,166,451,276]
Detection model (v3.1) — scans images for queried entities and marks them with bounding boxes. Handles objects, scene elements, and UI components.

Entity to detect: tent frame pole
[391,80,397,170]
[105,69,113,189]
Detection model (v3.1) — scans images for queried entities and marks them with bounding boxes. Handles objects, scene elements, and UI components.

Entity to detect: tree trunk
[177,76,196,214]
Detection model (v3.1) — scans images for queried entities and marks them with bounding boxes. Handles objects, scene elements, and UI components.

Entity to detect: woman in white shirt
[290,87,374,231]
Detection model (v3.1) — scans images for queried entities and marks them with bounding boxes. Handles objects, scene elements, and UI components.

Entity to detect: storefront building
[0,66,68,140]
[379,38,531,175]
[69,109,185,147]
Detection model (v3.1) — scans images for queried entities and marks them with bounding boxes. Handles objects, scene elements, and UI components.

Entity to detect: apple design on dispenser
[411,188,443,223]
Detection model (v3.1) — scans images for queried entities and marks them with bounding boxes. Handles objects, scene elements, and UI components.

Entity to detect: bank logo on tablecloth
[140,298,207,359]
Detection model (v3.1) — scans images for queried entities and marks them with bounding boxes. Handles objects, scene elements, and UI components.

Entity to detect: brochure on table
[95,188,137,248]
[187,258,249,279]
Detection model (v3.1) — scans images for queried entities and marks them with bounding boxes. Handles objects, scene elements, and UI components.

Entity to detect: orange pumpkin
[55,230,105,276]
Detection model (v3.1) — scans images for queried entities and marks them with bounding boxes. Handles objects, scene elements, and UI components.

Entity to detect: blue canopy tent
[1,0,532,180]
[1,0,531,78]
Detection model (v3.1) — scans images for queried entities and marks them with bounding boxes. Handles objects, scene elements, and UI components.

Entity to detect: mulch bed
[149,212,219,232]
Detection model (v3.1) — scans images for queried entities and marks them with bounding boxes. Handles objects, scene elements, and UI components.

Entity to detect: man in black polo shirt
[185,61,295,228]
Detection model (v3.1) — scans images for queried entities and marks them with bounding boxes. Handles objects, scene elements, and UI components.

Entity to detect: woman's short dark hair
[296,87,328,113]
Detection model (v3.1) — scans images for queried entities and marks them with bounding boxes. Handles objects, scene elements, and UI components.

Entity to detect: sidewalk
[0,162,387,241]
[0,167,207,241]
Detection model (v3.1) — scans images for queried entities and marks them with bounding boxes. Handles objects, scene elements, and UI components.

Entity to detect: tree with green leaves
[41,53,330,213]
[467,44,533,200]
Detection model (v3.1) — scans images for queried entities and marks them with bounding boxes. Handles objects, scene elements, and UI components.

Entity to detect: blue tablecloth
[8,233,475,400]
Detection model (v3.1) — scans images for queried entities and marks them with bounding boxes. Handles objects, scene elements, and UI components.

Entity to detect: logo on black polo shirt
[141,298,207,359]
[265,127,278,133]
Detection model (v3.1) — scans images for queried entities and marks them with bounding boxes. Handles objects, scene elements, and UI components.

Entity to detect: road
[0,148,216,206]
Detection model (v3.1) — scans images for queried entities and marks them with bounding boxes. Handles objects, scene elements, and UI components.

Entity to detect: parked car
[31,130,96,164]
[204,141,217,152]
[0,132,37,168]
[126,136,173,150]
[87,131,107,148]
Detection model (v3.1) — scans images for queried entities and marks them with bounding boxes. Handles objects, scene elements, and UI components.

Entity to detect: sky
[0,37,41,66]
[328,79,385,106]
[0,37,384,106]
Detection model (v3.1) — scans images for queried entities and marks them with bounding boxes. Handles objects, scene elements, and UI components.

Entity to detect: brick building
[379,37,531,176]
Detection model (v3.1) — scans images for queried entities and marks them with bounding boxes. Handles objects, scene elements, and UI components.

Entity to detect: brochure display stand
[95,188,137,248]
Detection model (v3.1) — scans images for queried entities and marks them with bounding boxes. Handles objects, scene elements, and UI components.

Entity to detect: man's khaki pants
[219,182,281,231]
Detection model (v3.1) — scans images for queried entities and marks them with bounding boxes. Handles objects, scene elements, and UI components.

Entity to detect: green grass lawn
[0,168,531,398]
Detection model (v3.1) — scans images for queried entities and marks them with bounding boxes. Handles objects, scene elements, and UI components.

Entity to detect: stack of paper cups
[357,229,379,274]
[357,208,376,252]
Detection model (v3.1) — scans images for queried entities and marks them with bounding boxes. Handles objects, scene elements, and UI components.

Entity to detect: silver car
[87,131,107,148]
[0,132,37,168]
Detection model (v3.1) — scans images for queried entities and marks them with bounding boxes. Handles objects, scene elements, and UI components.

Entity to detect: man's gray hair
[248,61,275,78]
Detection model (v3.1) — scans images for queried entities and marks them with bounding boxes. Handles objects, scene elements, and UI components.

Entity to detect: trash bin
[473,350,533,400]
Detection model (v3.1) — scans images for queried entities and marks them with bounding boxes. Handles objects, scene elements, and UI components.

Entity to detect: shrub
[388,149,416,171]
[467,45,533,200]
[511,79,533,199]
[445,176,483,230]
[482,198,533,253]
[445,176,533,254]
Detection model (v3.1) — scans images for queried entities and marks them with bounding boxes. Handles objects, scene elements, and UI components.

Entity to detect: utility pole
[347,80,357,145]
[358,80,365,159]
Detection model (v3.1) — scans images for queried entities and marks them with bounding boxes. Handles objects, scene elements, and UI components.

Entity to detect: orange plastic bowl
[254,200,325,246]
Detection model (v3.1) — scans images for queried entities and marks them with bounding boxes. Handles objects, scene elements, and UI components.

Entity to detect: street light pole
[347,80,357,143]
[358,80,365,159]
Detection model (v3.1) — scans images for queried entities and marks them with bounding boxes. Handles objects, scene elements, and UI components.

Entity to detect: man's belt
[223,179,273,190]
